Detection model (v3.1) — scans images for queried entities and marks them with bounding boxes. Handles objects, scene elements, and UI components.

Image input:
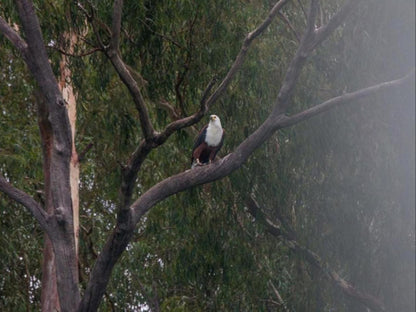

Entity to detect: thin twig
[278,11,301,42]
[49,45,102,57]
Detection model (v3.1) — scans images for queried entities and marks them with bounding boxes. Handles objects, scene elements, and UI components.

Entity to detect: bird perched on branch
[191,114,224,168]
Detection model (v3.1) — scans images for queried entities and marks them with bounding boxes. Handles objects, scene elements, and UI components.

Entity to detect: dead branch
[278,11,301,42]
[278,70,415,128]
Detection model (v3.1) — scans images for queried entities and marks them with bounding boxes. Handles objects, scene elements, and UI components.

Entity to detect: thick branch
[104,0,154,141]
[273,0,319,114]
[0,16,29,57]
[313,0,358,48]
[107,52,155,140]
[0,175,50,234]
[153,77,217,144]
[117,0,291,214]
[279,70,415,128]
[273,0,360,115]
[245,197,386,312]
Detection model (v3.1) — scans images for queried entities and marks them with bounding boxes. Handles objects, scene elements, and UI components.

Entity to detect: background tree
[0,0,414,311]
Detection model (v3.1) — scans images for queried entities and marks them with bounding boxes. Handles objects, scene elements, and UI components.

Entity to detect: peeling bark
[59,30,80,261]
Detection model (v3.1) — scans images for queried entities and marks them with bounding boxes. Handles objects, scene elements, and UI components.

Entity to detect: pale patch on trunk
[59,31,79,257]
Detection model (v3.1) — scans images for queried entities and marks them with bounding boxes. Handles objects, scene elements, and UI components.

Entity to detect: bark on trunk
[37,91,61,312]
[14,1,81,310]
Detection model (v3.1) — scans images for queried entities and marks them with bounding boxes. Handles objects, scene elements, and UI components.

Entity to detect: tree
[0,0,413,311]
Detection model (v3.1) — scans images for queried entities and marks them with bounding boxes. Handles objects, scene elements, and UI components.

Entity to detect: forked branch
[273,0,360,114]
[127,69,414,235]
[118,0,292,211]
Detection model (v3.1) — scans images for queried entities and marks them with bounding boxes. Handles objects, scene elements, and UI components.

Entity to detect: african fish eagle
[191,114,224,168]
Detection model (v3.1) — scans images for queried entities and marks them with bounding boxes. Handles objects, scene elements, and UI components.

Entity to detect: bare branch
[115,0,291,216]
[273,0,359,115]
[121,0,291,173]
[246,197,386,312]
[313,0,359,48]
[0,16,29,57]
[268,280,289,311]
[278,70,415,129]
[152,0,291,146]
[154,76,218,142]
[0,175,50,233]
[76,1,92,20]
[98,0,156,142]
[107,53,155,140]
[158,100,181,120]
[49,45,103,57]
[305,0,319,35]
[77,1,109,49]
[278,12,301,42]
[116,78,216,217]
[137,18,184,50]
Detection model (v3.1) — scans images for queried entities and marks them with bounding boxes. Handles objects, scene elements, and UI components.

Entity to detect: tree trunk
[38,93,60,311]
[38,29,79,311]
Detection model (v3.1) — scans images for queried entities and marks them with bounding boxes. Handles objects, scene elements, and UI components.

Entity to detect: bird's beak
[210,116,215,121]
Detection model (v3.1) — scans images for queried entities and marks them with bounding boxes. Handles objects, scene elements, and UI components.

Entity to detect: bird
[191,114,224,168]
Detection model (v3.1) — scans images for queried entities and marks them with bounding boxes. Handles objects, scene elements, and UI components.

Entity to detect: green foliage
[1,0,414,311]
